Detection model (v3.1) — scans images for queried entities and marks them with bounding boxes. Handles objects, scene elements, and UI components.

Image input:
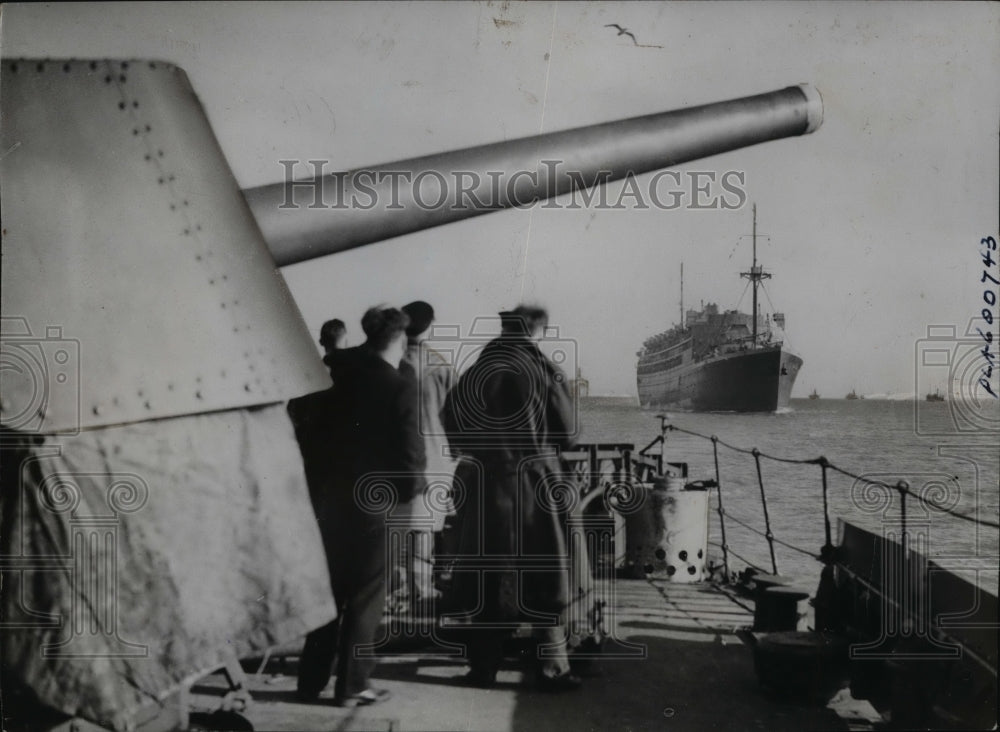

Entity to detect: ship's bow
[777,348,803,409]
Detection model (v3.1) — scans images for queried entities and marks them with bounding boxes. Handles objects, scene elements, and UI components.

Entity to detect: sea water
[576,397,1000,594]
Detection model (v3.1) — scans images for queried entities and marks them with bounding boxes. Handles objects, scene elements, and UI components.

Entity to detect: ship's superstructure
[636,207,802,411]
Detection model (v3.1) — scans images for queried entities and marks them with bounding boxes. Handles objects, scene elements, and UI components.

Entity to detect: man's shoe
[537,672,582,692]
[333,688,392,707]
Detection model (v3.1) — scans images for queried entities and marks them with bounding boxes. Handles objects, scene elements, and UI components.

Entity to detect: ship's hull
[637,346,802,412]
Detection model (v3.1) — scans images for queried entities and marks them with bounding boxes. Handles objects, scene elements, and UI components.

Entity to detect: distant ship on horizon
[925,389,945,402]
[569,367,590,400]
[808,388,820,400]
[635,206,802,412]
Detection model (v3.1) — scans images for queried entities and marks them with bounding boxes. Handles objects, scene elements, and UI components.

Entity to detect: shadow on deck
[190,579,875,731]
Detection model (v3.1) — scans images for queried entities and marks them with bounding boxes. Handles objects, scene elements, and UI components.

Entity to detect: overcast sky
[4,1,998,397]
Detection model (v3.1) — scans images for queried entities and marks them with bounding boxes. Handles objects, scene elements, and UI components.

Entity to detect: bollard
[753,586,811,632]
[624,475,710,581]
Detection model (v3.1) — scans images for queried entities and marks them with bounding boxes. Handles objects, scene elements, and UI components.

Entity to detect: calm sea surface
[576,397,1000,593]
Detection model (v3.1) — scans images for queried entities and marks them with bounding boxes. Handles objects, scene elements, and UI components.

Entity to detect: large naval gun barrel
[246,84,823,266]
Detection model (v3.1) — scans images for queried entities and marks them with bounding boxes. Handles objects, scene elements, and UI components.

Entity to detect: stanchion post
[752,449,779,575]
[711,437,731,582]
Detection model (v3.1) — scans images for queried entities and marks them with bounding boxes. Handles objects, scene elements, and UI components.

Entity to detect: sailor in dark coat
[443,305,588,691]
[296,307,424,707]
[288,343,367,527]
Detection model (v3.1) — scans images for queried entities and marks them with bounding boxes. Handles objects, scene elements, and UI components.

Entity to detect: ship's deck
[189,580,882,731]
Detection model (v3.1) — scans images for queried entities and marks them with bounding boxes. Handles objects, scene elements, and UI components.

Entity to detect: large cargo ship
[636,207,802,412]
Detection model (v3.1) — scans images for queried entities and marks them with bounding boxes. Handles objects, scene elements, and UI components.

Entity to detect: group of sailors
[288,301,590,708]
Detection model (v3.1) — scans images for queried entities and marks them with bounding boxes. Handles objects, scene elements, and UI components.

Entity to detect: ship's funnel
[246,84,823,266]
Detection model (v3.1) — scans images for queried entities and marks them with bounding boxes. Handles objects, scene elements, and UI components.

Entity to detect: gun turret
[1,59,821,432]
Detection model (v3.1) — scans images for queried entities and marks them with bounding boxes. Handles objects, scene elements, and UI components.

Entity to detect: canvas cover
[0,403,336,730]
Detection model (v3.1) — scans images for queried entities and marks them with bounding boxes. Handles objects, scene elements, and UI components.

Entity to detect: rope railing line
[666,424,824,465]
[712,509,822,562]
[825,463,1000,530]
[825,463,896,490]
[910,491,1000,528]
[664,423,1000,531]
[722,546,771,575]
[770,534,823,561]
[719,511,768,537]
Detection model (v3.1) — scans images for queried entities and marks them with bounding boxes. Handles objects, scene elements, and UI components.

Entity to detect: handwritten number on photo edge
[976,237,997,397]
[978,235,998,398]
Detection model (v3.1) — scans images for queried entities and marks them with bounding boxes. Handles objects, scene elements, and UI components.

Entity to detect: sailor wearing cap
[443,304,586,692]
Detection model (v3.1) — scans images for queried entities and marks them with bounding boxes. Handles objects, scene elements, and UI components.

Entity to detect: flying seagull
[604,23,639,46]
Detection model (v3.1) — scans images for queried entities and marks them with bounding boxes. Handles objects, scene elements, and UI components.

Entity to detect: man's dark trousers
[297,518,387,699]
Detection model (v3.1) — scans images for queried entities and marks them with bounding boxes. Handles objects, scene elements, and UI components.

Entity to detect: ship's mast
[741,203,771,347]
[680,262,684,329]
[752,207,758,345]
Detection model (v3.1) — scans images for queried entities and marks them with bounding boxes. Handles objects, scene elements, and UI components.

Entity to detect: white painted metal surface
[1,59,330,433]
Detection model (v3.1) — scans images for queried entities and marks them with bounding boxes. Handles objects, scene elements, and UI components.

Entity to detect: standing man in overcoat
[443,304,588,691]
[396,301,457,607]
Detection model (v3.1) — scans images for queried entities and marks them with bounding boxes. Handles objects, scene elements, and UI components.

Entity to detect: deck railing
[658,423,1000,583]
[561,420,998,590]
